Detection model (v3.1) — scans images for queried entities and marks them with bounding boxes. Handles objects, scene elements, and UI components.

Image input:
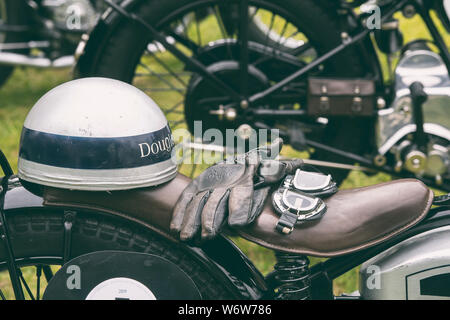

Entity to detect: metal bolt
[402,5,416,18]
[240,100,249,109]
[377,97,386,109]
[209,105,225,121]
[225,108,237,121]
[341,32,351,44]
[402,105,411,114]
[374,154,387,167]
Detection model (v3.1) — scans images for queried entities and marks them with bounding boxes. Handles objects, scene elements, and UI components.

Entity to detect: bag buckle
[319,96,330,112]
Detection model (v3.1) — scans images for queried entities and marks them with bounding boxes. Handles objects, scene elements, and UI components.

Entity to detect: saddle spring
[273,252,311,300]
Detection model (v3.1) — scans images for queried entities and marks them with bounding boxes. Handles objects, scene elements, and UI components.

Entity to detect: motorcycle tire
[82,0,373,184]
[0,210,236,299]
[0,0,28,87]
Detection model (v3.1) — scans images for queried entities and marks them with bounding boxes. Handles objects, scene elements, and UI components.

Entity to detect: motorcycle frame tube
[415,0,450,72]
[1,183,267,300]
[0,149,13,177]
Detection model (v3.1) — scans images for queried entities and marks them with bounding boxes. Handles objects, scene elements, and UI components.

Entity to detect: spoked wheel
[0,261,57,300]
[0,210,235,299]
[86,0,370,183]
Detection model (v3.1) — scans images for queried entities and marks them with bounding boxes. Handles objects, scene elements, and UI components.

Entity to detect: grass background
[0,9,448,299]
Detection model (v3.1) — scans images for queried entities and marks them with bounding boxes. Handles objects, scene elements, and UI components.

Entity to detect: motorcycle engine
[376,44,450,186]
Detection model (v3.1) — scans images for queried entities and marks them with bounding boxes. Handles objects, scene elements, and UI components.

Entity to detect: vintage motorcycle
[1,141,450,300]
[0,0,111,87]
[75,0,450,190]
[1,74,450,300]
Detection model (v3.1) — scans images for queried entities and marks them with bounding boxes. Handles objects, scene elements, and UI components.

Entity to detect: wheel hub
[184,60,269,134]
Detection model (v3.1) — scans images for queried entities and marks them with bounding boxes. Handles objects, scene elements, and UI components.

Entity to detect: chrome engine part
[376,47,450,184]
[42,0,98,33]
[359,226,450,300]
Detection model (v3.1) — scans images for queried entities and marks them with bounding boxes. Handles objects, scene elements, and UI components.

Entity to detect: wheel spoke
[249,7,260,24]
[36,265,42,301]
[169,118,186,128]
[213,5,230,39]
[146,50,189,88]
[279,29,301,49]
[178,16,195,53]
[138,62,185,96]
[135,71,192,78]
[165,100,184,114]
[264,13,276,51]
[42,265,54,283]
[138,87,186,93]
[276,20,289,49]
[292,42,313,57]
[213,5,234,60]
[194,11,202,46]
[167,30,199,53]
[18,268,35,300]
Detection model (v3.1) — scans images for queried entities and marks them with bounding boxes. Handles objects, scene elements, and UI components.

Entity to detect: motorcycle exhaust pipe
[0,52,74,68]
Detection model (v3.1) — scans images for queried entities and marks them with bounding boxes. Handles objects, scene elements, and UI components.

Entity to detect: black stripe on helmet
[19,126,175,169]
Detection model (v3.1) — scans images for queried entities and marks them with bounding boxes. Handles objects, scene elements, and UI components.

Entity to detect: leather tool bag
[307,78,376,117]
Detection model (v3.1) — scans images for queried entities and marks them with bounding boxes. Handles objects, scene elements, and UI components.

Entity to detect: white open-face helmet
[18,77,177,191]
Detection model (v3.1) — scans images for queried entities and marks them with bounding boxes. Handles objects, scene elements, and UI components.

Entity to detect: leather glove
[170,139,303,241]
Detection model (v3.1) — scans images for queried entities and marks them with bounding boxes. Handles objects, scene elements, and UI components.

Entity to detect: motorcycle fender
[3,185,267,299]
[75,0,383,85]
[74,0,143,77]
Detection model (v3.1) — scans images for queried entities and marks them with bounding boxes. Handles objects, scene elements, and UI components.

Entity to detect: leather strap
[275,211,299,235]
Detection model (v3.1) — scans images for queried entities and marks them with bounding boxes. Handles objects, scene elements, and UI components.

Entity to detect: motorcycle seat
[43,174,433,258]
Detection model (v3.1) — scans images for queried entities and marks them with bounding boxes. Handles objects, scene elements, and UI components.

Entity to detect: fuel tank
[359,225,450,300]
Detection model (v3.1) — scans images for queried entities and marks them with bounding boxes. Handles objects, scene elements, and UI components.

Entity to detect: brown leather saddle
[43,174,433,258]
